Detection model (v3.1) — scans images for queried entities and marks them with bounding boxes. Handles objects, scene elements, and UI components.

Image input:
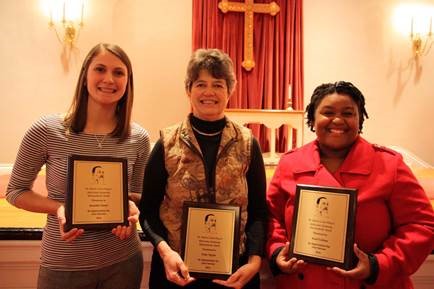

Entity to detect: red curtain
[192,0,303,152]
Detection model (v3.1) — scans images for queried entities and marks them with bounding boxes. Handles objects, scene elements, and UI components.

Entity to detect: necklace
[93,134,107,149]
[191,125,222,137]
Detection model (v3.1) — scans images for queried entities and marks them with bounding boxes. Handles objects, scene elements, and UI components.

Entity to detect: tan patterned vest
[159,117,252,255]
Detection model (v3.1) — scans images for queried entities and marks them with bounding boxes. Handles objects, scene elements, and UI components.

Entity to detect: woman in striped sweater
[6,43,150,289]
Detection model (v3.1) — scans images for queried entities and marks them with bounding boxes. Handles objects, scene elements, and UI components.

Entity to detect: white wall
[1,0,433,165]
[304,0,434,165]
[0,0,191,163]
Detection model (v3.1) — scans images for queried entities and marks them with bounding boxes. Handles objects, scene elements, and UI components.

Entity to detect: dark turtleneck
[190,114,226,135]
[190,114,226,199]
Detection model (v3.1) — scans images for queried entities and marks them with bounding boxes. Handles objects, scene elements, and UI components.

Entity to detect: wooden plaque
[65,155,128,231]
[290,184,357,270]
[181,202,241,279]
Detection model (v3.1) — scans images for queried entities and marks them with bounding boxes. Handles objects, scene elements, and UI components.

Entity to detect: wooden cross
[218,0,280,71]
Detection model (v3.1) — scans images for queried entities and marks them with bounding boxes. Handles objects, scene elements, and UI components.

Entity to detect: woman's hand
[57,205,84,242]
[212,255,261,289]
[158,241,195,286]
[276,242,305,274]
[329,244,370,280]
[128,192,142,205]
[112,200,139,240]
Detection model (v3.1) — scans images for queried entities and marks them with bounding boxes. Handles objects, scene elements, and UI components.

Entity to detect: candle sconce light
[42,0,85,71]
[410,16,433,58]
[394,4,433,59]
[47,0,84,48]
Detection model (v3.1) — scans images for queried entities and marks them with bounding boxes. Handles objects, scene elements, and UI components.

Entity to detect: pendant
[94,134,107,149]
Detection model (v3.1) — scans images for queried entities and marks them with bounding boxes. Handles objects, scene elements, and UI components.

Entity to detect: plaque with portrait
[64,155,129,231]
[181,202,241,279]
[289,184,357,270]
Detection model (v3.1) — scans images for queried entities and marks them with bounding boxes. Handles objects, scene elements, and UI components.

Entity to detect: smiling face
[187,69,229,121]
[86,50,128,108]
[314,93,360,154]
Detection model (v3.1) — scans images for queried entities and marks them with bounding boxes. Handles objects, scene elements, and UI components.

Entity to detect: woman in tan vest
[139,48,268,289]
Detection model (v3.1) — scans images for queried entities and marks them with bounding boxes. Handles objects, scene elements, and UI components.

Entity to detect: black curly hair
[305,81,369,132]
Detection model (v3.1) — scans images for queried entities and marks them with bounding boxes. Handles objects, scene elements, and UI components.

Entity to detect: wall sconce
[410,16,433,57]
[46,0,85,49]
[394,4,434,59]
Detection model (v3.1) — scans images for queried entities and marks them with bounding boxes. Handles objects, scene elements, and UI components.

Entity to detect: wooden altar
[225,109,305,163]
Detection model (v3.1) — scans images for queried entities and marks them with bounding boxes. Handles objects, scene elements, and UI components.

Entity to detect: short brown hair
[184,48,236,95]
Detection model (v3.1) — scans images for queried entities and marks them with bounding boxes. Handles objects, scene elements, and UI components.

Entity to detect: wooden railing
[225,109,305,163]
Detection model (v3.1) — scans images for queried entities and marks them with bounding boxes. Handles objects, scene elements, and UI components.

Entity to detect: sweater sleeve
[139,139,168,247]
[129,125,150,193]
[245,137,268,257]
[6,117,48,205]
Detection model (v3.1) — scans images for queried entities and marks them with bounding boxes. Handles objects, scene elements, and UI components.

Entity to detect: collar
[179,117,239,151]
[293,136,374,175]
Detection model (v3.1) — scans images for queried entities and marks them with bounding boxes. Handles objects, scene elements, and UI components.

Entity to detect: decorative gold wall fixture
[410,16,433,58]
[394,4,433,59]
[48,0,84,49]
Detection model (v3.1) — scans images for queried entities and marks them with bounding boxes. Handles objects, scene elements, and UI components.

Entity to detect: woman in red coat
[266,81,434,289]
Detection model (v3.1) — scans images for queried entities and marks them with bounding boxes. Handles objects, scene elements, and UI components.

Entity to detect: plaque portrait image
[181,202,241,279]
[204,213,217,234]
[315,196,329,218]
[91,165,105,185]
[65,155,129,231]
[290,184,357,270]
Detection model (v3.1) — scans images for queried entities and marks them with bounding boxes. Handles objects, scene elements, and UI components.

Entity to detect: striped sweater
[6,114,150,270]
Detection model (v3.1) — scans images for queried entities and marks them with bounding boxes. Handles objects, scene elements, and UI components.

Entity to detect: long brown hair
[64,43,134,140]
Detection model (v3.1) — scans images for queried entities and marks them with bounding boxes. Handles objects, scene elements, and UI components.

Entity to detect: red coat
[266,137,434,289]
